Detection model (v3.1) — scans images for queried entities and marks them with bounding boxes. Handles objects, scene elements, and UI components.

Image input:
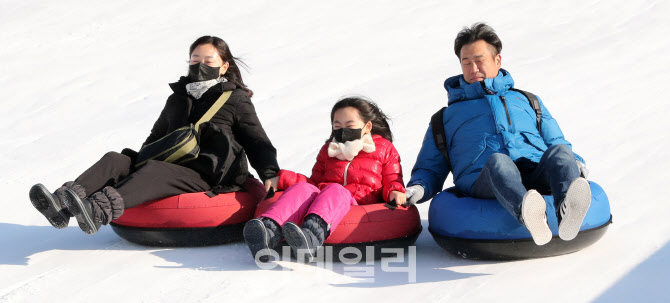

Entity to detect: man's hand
[576,161,589,179]
[389,191,407,206]
[405,185,425,205]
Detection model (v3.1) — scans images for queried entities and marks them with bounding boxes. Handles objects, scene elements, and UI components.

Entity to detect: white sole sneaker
[521,190,552,246]
[558,178,592,241]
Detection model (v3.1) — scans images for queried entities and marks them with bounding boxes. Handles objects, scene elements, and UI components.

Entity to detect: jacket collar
[444,69,515,105]
[328,133,376,161]
[169,76,237,95]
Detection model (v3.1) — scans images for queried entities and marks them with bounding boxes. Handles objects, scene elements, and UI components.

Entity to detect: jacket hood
[444,69,515,105]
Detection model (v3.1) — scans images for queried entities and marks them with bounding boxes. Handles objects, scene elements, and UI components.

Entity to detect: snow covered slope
[1,0,669,302]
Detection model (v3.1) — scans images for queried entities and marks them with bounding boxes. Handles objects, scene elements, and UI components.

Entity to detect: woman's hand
[264,176,279,192]
[389,191,407,206]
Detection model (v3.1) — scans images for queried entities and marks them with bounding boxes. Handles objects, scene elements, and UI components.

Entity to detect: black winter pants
[75,152,211,209]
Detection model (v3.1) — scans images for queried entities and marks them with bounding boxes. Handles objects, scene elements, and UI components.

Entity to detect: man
[405,23,591,246]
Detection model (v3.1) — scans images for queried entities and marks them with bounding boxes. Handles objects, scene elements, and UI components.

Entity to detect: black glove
[121,148,139,165]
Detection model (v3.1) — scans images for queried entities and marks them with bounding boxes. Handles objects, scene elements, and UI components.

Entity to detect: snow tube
[110,178,266,246]
[429,181,611,260]
[255,191,422,261]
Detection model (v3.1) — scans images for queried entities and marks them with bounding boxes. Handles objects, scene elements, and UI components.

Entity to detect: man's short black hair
[454,23,502,60]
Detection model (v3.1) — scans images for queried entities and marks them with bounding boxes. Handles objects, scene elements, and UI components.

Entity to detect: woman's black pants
[74,152,210,209]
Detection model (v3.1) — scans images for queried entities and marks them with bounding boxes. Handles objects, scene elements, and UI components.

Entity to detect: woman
[29,36,279,235]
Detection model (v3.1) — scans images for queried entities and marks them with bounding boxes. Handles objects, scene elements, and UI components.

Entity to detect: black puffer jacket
[143,77,279,192]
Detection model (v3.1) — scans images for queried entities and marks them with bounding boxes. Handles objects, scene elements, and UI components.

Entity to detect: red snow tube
[255,191,423,261]
[110,177,266,246]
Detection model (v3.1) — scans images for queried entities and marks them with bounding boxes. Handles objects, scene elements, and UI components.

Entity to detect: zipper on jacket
[343,161,353,186]
[500,96,512,125]
[480,81,495,95]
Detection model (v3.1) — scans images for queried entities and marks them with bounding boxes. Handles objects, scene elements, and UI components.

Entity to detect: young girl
[243,97,406,262]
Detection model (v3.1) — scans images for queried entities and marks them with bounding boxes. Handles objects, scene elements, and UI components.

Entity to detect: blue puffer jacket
[408,69,583,203]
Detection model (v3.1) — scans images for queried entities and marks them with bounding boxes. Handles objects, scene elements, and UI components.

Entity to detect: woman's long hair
[189,36,253,97]
[327,97,393,143]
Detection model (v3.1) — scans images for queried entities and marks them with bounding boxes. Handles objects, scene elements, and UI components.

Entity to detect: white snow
[1,0,669,302]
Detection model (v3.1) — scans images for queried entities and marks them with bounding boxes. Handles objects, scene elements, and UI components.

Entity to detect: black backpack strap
[510,88,542,133]
[430,107,452,171]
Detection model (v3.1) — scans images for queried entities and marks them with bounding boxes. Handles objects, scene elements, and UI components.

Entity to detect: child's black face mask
[332,128,363,143]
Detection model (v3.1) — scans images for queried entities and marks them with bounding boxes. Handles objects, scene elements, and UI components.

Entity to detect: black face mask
[332,128,363,143]
[188,63,221,82]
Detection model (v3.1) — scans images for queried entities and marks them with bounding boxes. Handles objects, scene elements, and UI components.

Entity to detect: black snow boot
[29,184,70,229]
[243,218,282,263]
[29,182,86,229]
[283,214,329,263]
[54,181,87,209]
[61,189,101,235]
[61,186,124,235]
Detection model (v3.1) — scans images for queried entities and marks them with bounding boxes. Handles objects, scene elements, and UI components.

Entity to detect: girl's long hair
[327,97,393,143]
[189,36,253,97]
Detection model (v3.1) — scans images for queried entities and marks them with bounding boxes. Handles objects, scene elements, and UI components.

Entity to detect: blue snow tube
[429,181,612,260]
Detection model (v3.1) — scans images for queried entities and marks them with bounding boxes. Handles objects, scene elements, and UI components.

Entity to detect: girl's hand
[264,176,279,192]
[389,191,407,206]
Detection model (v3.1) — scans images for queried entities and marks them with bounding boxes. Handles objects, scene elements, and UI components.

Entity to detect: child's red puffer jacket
[277,135,405,205]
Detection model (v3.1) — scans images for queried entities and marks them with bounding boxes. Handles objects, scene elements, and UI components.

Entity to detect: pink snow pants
[260,182,357,233]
